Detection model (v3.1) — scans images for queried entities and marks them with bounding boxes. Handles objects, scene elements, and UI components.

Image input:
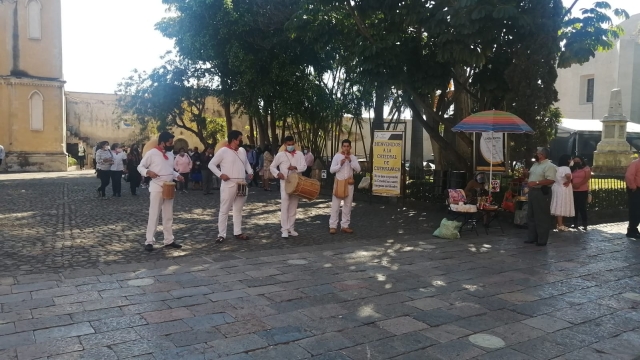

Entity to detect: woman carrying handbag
[329,139,361,234]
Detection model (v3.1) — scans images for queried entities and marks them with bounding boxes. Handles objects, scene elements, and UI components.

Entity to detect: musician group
[137,130,359,251]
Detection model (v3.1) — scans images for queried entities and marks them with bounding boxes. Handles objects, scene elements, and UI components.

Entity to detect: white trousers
[329,185,354,229]
[146,191,174,245]
[280,180,300,231]
[218,184,247,238]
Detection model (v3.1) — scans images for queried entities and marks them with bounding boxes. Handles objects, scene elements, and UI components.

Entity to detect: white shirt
[0,145,4,159]
[209,147,253,188]
[330,153,361,180]
[137,148,180,192]
[270,151,307,180]
[110,152,127,171]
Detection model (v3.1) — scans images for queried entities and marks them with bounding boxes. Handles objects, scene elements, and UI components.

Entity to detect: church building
[0,0,67,171]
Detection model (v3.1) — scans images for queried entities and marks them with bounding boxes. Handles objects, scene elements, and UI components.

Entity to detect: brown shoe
[329,228,337,235]
[341,228,354,234]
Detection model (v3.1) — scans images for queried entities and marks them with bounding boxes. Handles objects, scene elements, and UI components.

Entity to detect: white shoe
[289,230,299,237]
[281,230,288,238]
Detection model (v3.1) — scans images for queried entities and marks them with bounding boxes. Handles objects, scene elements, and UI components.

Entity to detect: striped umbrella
[452,110,534,134]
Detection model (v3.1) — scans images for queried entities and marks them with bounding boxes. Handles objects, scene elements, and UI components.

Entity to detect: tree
[115,55,226,148]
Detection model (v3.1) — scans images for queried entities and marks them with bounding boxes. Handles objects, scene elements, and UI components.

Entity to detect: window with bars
[586,78,595,103]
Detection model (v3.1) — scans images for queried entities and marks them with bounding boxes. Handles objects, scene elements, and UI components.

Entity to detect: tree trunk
[269,106,279,146]
[257,106,268,147]
[373,83,385,131]
[248,115,255,145]
[409,109,425,180]
[223,99,233,132]
[280,116,287,144]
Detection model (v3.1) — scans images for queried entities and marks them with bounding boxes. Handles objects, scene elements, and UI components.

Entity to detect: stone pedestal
[5,152,68,172]
[592,89,633,174]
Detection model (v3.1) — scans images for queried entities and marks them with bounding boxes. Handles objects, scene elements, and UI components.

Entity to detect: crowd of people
[90,131,358,251]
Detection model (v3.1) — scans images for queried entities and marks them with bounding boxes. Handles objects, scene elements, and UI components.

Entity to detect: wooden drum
[162,182,176,200]
[285,172,320,201]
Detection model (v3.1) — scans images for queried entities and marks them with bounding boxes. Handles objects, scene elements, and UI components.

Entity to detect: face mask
[534,155,540,162]
[164,145,174,152]
[477,177,485,184]
[569,161,574,167]
[303,150,308,154]
[104,146,109,150]
[287,145,295,152]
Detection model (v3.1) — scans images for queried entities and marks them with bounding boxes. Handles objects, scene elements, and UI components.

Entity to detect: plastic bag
[433,218,462,239]
[358,177,370,189]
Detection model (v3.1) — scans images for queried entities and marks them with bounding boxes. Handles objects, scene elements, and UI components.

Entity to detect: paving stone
[544,328,600,352]
[30,286,78,299]
[141,307,193,323]
[0,324,13,337]
[417,338,485,360]
[558,347,621,360]
[121,301,170,315]
[265,290,308,302]
[336,289,379,301]
[206,290,249,302]
[521,314,573,333]
[268,299,313,313]
[15,315,73,332]
[300,285,339,296]
[262,312,312,328]
[305,317,364,335]
[91,315,147,333]
[111,338,176,358]
[245,269,283,278]
[227,296,272,309]
[297,332,355,355]
[32,303,84,318]
[2,298,54,313]
[405,297,450,311]
[411,308,462,326]
[509,297,571,317]
[15,274,61,285]
[0,331,34,351]
[165,295,211,308]
[497,292,540,304]
[208,334,268,356]
[69,307,124,322]
[11,282,58,294]
[310,352,352,360]
[548,302,618,324]
[256,325,313,345]
[226,305,279,321]
[170,286,212,298]
[0,311,31,325]
[15,337,82,360]
[79,327,140,348]
[187,301,236,316]
[300,304,348,320]
[244,285,285,296]
[48,346,119,360]
[0,293,31,304]
[249,343,311,360]
[53,291,101,305]
[486,322,547,346]
[139,281,182,294]
[76,282,122,293]
[475,348,535,360]
[184,313,236,329]
[33,322,94,342]
[341,331,438,359]
[168,328,225,347]
[99,287,144,298]
[135,319,192,339]
[588,331,640,358]
[216,319,270,337]
[420,324,473,343]
[82,296,131,311]
[341,307,385,325]
[126,292,173,304]
[376,316,429,335]
[339,325,393,345]
[511,336,570,360]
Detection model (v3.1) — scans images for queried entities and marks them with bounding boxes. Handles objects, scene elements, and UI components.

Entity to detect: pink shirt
[571,166,590,192]
[174,154,192,174]
[625,160,640,190]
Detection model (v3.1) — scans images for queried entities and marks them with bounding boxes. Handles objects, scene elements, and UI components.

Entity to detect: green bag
[433,218,462,239]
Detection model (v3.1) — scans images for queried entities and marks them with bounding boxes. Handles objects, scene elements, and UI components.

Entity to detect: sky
[61,0,640,94]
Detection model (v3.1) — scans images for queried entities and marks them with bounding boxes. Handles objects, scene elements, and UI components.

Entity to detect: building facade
[555,14,640,123]
[0,0,67,171]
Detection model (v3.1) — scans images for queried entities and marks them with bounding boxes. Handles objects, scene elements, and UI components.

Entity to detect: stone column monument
[592,89,634,174]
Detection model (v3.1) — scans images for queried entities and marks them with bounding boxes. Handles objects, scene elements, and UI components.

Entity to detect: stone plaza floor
[0,171,639,359]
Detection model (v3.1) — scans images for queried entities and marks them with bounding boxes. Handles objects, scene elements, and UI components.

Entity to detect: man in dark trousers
[625,158,640,238]
[524,147,556,246]
[201,145,216,194]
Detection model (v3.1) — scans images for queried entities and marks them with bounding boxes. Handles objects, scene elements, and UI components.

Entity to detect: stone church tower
[0,0,66,171]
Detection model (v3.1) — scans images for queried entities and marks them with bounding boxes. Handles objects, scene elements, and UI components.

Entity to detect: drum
[162,182,176,200]
[237,182,248,197]
[285,172,320,201]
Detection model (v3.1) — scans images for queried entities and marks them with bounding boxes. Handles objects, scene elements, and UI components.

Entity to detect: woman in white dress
[550,154,575,231]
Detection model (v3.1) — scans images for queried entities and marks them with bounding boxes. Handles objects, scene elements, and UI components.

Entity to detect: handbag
[347,176,355,185]
[333,178,349,199]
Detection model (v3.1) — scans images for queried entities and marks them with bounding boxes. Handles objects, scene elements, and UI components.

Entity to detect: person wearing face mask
[271,136,307,238]
[571,156,591,231]
[110,143,127,197]
[95,141,114,199]
[137,131,185,252]
[174,148,192,193]
[303,147,314,178]
[209,130,254,243]
[524,147,557,246]
[550,154,575,231]
[329,139,361,234]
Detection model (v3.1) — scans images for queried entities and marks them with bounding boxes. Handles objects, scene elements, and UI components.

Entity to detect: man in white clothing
[137,131,184,252]
[270,136,307,238]
[329,139,361,234]
[209,130,254,243]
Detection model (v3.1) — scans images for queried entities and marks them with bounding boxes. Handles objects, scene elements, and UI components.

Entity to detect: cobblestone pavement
[0,171,639,359]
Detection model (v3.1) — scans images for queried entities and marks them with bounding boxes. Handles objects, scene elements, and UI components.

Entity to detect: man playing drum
[137,131,184,252]
[271,136,307,238]
[209,130,254,243]
[329,139,361,234]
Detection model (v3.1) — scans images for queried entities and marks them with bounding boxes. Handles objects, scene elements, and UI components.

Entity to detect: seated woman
[464,172,490,205]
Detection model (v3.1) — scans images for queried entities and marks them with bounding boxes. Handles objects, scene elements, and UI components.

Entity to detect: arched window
[27,0,42,40]
[29,91,44,131]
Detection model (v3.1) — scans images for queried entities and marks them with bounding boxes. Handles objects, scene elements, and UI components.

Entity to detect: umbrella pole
[473,132,476,172]
[490,131,493,199]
